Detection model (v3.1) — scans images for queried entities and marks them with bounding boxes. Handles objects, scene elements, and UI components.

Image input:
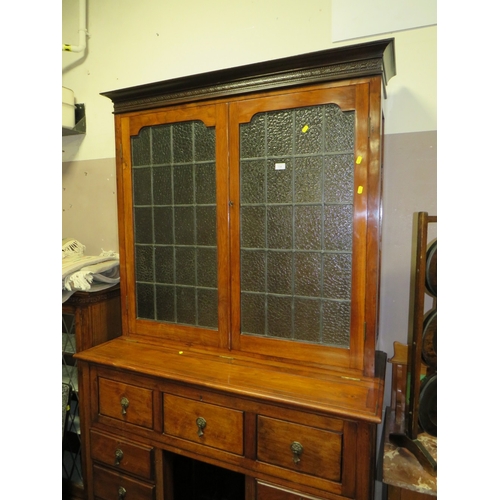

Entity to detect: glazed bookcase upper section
[103,39,395,378]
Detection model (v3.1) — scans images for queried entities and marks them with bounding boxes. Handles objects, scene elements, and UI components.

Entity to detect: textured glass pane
[294,298,321,342]
[152,124,172,165]
[197,288,218,328]
[240,160,266,205]
[137,283,154,319]
[294,205,322,250]
[267,295,292,338]
[241,206,266,248]
[241,250,266,293]
[295,157,323,204]
[135,245,153,282]
[196,206,216,246]
[174,206,195,245]
[240,113,265,159]
[172,122,193,163]
[322,300,351,347]
[195,163,216,204]
[241,293,266,335]
[197,247,217,288]
[173,164,194,205]
[131,128,151,166]
[267,251,293,295]
[325,107,355,152]
[268,109,293,156]
[154,207,173,245]
[176,287,196,325]
[194,122,216,162]
[324,204,353,252]
[239,102,355,348]
[132,120,217,328]
[267,205,293,249]
[294,252,322,297]
[156,285,175,322]
[152,165,172,205]
[155,246,174,284]
[134,207,153,244]
[175,247,196,286]
[295,107,323,155]
[266,159,293,204]
[133,167,152,205]
[324,155,353,204]
[323,253,351,300]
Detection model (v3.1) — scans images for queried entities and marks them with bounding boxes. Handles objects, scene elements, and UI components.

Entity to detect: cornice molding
[102,39,395,114]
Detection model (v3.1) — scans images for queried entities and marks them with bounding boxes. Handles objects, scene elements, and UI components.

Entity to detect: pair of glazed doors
[116,77,382,374]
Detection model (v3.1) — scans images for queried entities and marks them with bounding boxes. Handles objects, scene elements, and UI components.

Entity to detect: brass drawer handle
[120,397,129,415]
[115,448,124,465]
[118,486,126,499]
[290,441,303,464]
[196,416,207,437]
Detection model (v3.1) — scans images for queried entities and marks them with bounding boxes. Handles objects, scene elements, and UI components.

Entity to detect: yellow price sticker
[357,186,363,194]
[356,156,363,164]
[302,125,309,133]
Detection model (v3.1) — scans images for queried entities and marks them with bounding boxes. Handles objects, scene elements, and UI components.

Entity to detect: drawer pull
[120,397,129,415]
[196,416,207,437]
[114,448,124,465]
[290,441,304,464]
[118,486,126,499]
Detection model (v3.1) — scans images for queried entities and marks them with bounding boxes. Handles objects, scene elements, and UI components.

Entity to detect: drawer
[93,464,155,500]
[256,481,327,500]
[90,429,154,479]
[257,416,342,482]
[163,393,244,455]
[98,377,153,429]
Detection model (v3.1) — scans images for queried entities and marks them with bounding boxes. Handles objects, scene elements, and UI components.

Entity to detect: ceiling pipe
[62,0,88,53]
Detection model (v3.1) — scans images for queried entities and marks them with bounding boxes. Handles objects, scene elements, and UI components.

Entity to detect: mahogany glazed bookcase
[75,38,396,500]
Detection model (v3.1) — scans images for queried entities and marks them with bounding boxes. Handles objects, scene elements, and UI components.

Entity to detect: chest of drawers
[76,338,385,500]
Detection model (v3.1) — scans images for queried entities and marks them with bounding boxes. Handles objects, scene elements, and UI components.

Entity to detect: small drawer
[98,377,153,429]
[256,481,327,500]
[93,464,155,500]
[90,429,154,479]
[163,393,244,455]
[257,416,342,482]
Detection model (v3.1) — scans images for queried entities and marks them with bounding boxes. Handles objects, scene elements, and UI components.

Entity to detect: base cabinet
[77,341,384,500]
[62,286,122,500]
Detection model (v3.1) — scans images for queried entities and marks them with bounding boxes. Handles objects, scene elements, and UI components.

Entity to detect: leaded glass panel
[131,121,217,329]
[62,313,82,486]
[239,104,354,348]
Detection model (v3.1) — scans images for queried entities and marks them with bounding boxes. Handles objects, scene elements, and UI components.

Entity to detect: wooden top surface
[75,336,385,423]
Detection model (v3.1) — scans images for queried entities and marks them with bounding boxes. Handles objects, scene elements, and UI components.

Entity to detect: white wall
[62,0,436,162]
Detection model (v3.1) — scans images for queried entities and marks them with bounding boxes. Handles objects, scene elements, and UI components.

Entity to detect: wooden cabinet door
[117,102,231,349]
[228,80,380,374]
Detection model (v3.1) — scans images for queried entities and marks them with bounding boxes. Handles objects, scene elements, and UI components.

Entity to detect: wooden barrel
[419,373,437,436]
[425,239,437,297]
[421,309,437,368]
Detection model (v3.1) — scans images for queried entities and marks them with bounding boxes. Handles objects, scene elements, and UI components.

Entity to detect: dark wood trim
[63,285,121,306]
[101,39,395,113]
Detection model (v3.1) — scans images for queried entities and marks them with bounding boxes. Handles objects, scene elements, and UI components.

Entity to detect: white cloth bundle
[62,238,120,302]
